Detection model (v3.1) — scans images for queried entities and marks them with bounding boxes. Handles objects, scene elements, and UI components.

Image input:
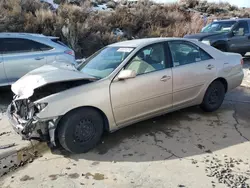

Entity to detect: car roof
[213,18,250,22]
[0,32,59,40]
[108,37,191,48]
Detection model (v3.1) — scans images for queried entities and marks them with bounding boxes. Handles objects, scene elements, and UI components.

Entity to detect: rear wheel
[58,108,103,153]
[200,81,225,112]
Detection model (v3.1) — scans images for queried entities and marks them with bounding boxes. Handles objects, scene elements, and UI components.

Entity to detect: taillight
[64,50,75,57]
[241,58,244,65]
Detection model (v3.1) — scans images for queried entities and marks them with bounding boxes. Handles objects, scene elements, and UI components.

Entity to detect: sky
[154,0,250,8]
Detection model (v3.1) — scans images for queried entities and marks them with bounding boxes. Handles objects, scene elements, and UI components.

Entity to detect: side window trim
[164,42,173,68]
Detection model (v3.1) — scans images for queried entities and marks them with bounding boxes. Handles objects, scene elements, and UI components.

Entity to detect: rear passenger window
[0,38,53,54]
[200,49,212,61]
[168,41,212,67]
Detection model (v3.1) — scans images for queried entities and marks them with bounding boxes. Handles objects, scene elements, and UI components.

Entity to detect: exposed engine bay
[8,79,93,145]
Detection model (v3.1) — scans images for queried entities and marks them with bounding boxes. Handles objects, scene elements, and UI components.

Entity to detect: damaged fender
[7,64,96,145]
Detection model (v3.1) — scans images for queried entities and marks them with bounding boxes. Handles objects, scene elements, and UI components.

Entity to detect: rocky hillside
[0,0,249,57]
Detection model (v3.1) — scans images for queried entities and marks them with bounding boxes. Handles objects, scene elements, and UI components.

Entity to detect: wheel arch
[54,106,110,145]
[201,77,228,102]
[211,41,228,51]
[200,77,228,112]
[213,77,228,93]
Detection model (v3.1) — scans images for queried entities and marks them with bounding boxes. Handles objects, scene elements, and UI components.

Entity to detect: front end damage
[8,98,58,145]
[7,64,96,146]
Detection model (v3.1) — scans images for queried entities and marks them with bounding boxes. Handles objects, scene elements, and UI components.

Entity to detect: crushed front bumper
[7,102,48,141]
[7,104,27,139]
[7,103,59,146]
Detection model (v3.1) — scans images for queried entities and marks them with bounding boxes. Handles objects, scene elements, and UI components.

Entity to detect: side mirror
[117,70,136,80]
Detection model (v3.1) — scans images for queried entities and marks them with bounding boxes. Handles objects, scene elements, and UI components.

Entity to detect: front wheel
[200,81,225,112]
[58,108,104,153]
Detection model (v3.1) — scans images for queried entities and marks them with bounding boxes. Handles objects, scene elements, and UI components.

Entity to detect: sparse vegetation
[0,0,249,57]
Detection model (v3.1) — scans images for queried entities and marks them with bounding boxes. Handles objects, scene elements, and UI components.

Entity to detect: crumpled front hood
[11,63,95,99]
[184,32,226,41]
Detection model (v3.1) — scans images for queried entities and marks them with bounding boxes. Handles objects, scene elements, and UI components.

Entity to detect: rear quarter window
[200,49,213,61]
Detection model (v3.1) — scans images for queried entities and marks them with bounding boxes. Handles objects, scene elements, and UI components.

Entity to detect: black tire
[58,108,103,153]
[200,81,225,112]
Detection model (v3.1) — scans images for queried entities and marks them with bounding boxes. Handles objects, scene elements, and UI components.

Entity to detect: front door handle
[206,64,214,70]
[160,75,171,82]
[35,57,45,60]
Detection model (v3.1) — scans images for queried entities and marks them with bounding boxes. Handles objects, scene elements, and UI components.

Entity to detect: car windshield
[201,21,236,33]
[78,47,134,79]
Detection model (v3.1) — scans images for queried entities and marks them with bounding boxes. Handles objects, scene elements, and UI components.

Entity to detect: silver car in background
[0,33,76,87]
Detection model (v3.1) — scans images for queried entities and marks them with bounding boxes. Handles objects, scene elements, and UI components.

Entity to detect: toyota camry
[7,38,244,153]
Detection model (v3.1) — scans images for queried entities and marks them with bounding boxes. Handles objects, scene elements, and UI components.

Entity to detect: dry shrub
[107,3,193,39]
[179,0,199,8]
[20,0,42,14]
[0,0,249,58]
[0,0,25,32]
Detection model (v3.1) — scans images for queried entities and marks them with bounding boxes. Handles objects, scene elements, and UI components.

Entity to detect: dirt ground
[0,62,250,188]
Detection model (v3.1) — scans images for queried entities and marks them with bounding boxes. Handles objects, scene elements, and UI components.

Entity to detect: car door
[110,43,173,126]
[168,40,217,109]
[0,40,8,86]
[1,38,47,83]
[228,21,250,53]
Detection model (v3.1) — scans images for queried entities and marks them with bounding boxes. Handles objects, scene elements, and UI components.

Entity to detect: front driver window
[232,21,249,36]
[125,43,166,75]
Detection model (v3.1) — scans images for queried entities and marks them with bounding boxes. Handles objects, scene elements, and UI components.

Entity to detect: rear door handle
[206,64,214,70]
[160,75,171,82]
[35,57,45,60]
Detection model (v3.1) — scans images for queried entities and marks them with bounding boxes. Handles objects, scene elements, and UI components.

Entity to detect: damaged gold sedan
[8,38,244,153]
